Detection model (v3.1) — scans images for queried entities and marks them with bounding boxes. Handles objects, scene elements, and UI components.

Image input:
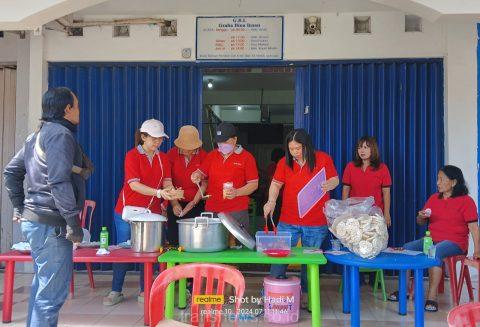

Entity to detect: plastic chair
[149,263,246,327]
[70,200,96,296]
[458,257,478,302]
[447,302,480,326]
[408,255,472,305]
[339,268,387,301]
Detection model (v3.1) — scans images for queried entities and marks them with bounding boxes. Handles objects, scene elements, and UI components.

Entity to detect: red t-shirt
[273,151,338,226]
[114,146,172,215]
[167,147,207,202]
[342,162,392,211]
[423,193,478,252]
[198,146,258,212]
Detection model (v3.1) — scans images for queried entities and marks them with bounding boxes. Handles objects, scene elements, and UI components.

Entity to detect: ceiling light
[237,106,242,111]
[207,79,213,89]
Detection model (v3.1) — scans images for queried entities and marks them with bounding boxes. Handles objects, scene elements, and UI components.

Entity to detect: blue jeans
[270,222,329,292]
[21,221,73,327]
[404,239,464,266]
[112,213,144,292]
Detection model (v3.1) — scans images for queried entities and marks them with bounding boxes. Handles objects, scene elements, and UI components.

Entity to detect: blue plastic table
[325,251,440,327]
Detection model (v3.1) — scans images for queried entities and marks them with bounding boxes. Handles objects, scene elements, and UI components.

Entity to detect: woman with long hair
[263,128,339,308]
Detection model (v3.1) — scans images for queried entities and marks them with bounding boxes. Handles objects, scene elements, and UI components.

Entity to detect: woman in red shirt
[191,122,258,230]
[342,136,392,226]
[166,125,207,246]
[105,119,181,306]
[388,165,480,312]
[263,128,339,308]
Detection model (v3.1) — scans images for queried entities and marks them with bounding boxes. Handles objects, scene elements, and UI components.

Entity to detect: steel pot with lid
[177,212,228,252]
[177,212,256,252]
[129,212,166,252]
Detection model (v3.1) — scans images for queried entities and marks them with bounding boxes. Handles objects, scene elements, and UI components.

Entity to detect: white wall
[44,12,447,61]
[0,32,19,63]
[44,15,195,61]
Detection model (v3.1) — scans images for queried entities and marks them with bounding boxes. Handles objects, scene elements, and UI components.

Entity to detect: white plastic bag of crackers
[324,197,389,259]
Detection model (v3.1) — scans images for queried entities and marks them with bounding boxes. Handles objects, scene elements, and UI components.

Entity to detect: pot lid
[217,212,256,250]
[128,213,167,222]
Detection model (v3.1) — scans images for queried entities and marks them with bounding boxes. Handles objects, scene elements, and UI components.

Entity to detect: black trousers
[166,201,205,246]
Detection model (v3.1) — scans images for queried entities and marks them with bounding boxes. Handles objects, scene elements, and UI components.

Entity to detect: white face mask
[217,143,234,155]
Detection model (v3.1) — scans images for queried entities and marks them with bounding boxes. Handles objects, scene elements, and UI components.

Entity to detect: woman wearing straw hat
[166,125,208,246]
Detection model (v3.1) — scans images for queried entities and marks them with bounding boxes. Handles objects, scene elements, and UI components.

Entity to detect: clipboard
[297,168,327,218]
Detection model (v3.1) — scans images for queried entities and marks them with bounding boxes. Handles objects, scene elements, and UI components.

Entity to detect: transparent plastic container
[255,231,292,254]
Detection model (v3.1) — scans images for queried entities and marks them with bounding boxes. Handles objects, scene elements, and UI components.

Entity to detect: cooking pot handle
[200,212,214,219]
[193,217,210,229]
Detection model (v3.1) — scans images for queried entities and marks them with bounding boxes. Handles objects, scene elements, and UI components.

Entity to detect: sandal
[424,300,438,312]
[387,291,409,302]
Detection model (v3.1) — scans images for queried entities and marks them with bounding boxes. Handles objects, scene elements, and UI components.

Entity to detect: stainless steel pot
[129,213,166,252]
[177,212,228,252]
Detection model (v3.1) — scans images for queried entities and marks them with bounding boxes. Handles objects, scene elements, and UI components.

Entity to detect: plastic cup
[331,239,341,251]
[223,182,233,199]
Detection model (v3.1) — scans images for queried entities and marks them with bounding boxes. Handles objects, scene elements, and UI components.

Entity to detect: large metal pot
[129,213,166,252]
[177,212,228,252]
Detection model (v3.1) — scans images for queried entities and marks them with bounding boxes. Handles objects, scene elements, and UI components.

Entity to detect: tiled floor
[0,270,468,326]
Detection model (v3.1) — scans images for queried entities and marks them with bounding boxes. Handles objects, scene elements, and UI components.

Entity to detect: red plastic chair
[70,200,97,296]
[149,263,246,327]
[447,302,480,326]
[458,257,479,302]
[408,255,473,305]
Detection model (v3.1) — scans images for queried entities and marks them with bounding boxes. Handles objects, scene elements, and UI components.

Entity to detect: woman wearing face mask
[342,136,392,226]
[191,122,258,232]
[166,125,207,246]
[263,128,339,309]
[104,119,180,306]
[388,165,480,312]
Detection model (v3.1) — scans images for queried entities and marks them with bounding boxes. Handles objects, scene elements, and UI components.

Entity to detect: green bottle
[100,227,109,249]
[423,231,433,255]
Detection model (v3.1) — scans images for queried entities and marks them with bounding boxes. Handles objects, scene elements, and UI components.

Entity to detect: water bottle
[100,226,109,250]
[423,231,433,255]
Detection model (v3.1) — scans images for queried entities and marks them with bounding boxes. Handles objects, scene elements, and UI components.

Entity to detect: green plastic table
[158,247,327,326]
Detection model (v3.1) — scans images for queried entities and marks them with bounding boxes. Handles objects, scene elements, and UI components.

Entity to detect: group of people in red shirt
[106,118,480,314]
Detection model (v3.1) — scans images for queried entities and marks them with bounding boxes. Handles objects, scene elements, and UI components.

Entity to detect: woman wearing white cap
[166,125,208,246]
[104,119,182,306]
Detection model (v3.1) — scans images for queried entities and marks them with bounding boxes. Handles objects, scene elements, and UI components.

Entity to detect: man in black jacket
[4,87,87,326]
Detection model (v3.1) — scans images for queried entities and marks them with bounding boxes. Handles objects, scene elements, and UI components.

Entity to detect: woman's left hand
[172,203,183,217]
[384,212,392,227]
[224,188,237,199]
[321,179,337,192]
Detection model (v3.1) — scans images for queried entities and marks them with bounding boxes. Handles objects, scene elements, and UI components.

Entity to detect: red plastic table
[0,248,160,326]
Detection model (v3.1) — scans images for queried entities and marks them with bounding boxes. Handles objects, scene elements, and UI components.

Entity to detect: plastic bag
[325,197,388,259]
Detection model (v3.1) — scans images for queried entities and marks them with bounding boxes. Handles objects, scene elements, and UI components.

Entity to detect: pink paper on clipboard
[297,168,326,218]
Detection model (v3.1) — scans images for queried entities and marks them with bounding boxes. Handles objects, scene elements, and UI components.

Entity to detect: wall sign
[196,16,283,60]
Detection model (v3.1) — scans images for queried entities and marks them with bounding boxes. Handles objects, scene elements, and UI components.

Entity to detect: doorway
[202,66,295,231]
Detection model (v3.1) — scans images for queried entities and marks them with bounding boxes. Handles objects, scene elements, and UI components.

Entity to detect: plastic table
[158,247,327,327]
[0,248,161,326]
[325,251,440,327]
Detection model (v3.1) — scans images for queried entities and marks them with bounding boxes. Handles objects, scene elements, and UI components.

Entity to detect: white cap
[140,119,169,138]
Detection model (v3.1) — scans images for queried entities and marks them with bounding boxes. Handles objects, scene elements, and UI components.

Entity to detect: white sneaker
[103,291,124,306]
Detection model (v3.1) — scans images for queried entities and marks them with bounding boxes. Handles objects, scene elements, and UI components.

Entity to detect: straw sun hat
[174,125,203,150]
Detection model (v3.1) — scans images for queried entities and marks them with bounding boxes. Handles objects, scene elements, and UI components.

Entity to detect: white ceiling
[75,0,395,17]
